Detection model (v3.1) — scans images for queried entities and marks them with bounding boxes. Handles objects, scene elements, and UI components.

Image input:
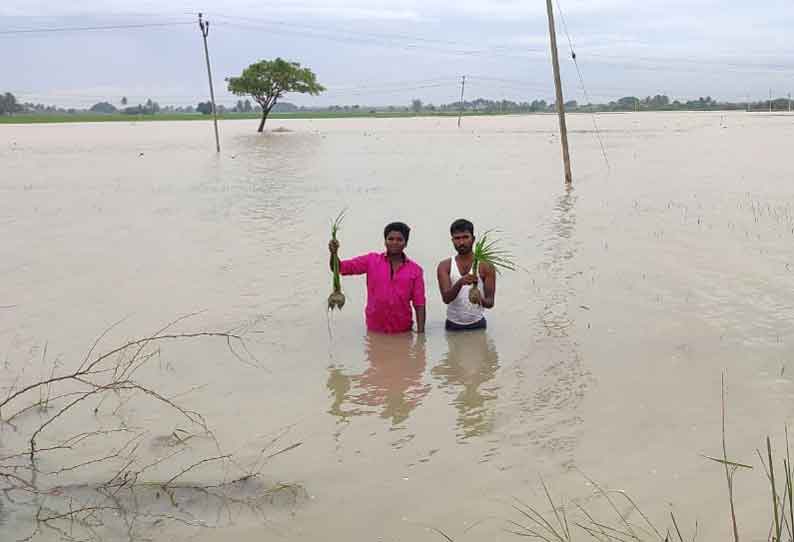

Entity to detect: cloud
[3,0,794,106]
[0,0,662,21]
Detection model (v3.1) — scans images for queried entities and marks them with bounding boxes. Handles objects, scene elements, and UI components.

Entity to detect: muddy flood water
[3,112,794,541]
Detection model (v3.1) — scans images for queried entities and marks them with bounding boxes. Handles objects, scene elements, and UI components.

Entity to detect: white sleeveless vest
[447,255,485,325]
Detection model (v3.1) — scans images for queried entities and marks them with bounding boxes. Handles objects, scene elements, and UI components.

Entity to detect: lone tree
[227,58,324,132]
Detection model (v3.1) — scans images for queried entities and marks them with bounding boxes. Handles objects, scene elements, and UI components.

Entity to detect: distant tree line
[279,95,792,114]
[0,91,267,117]
[406,94,794,113]
[195,99,260,115]
[1,90,791,117]
[404,94,790,114]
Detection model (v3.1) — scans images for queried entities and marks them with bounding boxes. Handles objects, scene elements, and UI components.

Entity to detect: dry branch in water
[0,318,303,541]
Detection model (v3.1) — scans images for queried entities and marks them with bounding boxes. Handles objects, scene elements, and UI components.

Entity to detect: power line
[10,77,548,101]
[209,12,794,73]
[211,18,543,60]
[322,82,455,97]
[213,14,496,50]
[0,21,193,35]
[553,0,609,170]
[10,76,697,103]
[4,14,794,77]
[212,13,556,60]
[586,51,794,72]
[9,82,462,105]
[323,77,460,92]
[209,12,794,71]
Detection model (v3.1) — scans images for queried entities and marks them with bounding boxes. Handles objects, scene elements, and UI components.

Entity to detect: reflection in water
[327,333,430,425]
[432,330,500,440]
[201,131,323,233]
[512,187,590,465]
[543,187,578,333]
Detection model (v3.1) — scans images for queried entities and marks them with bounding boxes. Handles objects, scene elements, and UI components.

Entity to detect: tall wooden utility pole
[198,13,220,153]
[457,75,466,128]
[545,0,572,185]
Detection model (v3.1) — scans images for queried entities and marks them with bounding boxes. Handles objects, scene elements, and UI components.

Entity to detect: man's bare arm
[437,260,476,304]
[414,305,426,333]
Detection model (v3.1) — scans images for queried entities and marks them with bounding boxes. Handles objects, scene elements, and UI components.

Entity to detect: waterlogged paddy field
[2,112,794,540]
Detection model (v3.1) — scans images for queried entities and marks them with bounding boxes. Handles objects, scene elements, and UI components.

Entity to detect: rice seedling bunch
[328,210,347,310]
[469,230,516,305]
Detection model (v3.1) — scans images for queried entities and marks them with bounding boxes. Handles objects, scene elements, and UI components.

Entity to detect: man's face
[451,231,474,255]
[385,231,407,255]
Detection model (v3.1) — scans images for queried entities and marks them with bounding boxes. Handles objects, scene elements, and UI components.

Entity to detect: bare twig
[2,331,240,415]
[430,526,456,542]
[43,433,145,475]
[0,319,303,542]
[162,454,232,489]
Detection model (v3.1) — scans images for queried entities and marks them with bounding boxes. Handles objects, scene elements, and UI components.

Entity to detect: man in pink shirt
[328,222,426,334]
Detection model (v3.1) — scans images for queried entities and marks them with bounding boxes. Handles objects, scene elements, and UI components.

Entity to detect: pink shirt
[340,252,425,334]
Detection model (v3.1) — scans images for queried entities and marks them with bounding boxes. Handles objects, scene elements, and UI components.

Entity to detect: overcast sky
[2,0,794,108]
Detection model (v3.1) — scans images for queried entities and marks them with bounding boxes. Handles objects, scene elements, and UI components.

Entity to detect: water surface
[2,112,794,540]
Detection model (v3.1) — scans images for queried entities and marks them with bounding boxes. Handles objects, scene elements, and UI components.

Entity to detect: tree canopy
[90,102,118,114]
[196,102,213,115]
[0,92,21,115]
[226,58,324,132]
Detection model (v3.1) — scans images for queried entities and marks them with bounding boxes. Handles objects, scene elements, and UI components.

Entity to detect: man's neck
[388,252,405,263]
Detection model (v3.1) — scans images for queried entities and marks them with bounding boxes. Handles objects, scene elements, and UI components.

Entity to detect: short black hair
[384,221,410,241]
[450,218,474,235]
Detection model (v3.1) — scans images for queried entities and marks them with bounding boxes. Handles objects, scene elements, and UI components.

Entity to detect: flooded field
[2,111,794,541]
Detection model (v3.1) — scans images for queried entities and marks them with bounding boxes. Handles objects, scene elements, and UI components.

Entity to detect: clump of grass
[328,210,346,311]
[754,431,794,542]
[506,472,682,542]
[468,229,516,305]
[506,374,794,542]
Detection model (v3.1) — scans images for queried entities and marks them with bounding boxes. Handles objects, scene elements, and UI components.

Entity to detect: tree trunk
[257,110,269,132]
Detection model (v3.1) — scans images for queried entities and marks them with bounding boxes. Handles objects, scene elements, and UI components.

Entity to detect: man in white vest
[436,219,496,331]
